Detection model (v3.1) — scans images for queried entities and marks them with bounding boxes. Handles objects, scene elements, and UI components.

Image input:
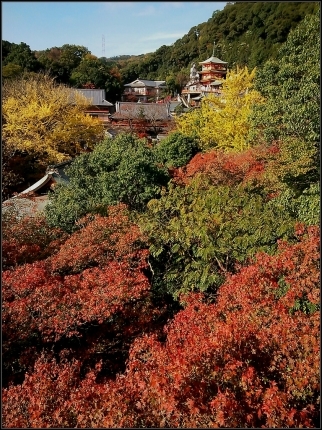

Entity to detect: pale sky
[2,1,227,57]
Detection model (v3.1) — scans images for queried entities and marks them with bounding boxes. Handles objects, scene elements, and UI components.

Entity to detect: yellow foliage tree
[2,73,104,165]
[176,66,264,152]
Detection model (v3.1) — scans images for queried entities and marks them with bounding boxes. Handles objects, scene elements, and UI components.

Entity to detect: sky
[2,1,227,58]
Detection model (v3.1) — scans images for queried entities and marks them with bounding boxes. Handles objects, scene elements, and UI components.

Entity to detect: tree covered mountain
[2,2,318,99]
[116,1,318,83]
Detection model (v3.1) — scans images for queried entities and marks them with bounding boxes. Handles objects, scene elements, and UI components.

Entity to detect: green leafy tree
[3,42,40,72]
[271,183,320,228]
[140,172,296,299]
[36,44,90,84]
[154,131,199,168]
[249,9,320,201]
[2,40,13,61]
[59,44,90,75]
[70,54,122,102]
[165,73,177,96]
[45,133,170,232]
[70,54,108,88]
[250,10,320,146]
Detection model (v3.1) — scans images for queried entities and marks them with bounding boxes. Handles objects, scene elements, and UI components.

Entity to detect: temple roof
[74,89,114,106]
[199,56,228,65]
[2,160,72,217]
[112,102,170,120]
[124,79,166,88]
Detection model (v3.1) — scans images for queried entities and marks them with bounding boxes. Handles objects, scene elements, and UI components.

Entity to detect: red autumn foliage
[2,258,150,343]
[2,225,319,428]
[173,144,274,187]
[50,204,147,274]
[82,82,96,89]
[137,132,148,139]
[2,354,83,428]
[2,205,151,344]
[2,204,165,389]
[2,210,68,270]
[94,224,319,428]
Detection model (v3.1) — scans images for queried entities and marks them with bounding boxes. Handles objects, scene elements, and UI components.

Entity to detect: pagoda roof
[199,56,228,65]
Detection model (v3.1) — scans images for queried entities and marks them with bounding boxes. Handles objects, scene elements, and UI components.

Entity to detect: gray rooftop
[75,89,114,106]
[169,101,182,111]
[112,102,170,120]
[124,79,166,88]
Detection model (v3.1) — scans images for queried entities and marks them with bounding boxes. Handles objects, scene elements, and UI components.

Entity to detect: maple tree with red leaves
[2,208,68,270]
[2,204,173,390]
[173,143,275,188]
[2,225,319,428]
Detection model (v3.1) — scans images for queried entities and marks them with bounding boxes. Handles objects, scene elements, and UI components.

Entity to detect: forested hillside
[117,1,318,83]
[2,8,320,427]
[2,2,318,99]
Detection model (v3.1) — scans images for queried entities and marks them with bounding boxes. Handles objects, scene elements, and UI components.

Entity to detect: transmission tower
[102,34,105,57]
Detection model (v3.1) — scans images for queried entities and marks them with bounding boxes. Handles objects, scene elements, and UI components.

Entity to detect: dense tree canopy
[2,224,319,428]
[154,131,200,168]
[111,2,317,84]
[2,2,317,94]
[44,133,170,231]
[2,41,41,72]
[2,205,159,390]
[140,145,298,298]
[248,9,320,227]
[70,54,123,102]
[249,9,320,146]
[35,44,90,84]
[2,3,320,428]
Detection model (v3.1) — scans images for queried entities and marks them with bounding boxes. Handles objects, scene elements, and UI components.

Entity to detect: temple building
[122,79,167,103]
[181,42,228,104]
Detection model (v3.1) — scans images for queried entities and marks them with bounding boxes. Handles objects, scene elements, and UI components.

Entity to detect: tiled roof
[2,195,49,218]
[169,101,182,111]
[124,79,166,88]
[75,89,114,106]
[17,174,53,195]
[112,102,170,120]
[199,56,228,65]
[2,160,73,217]
[105,128,122,138]
[46,159,72,183]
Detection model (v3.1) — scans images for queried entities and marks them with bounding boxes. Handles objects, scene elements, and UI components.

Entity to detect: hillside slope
[117,2,318,83]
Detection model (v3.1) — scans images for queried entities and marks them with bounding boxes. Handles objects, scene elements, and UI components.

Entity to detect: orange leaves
[174,144,270,189]
[2,205,320,427]
[2,204,155,397]
[89,224,319,427]
[3,258,150,344]
[50,204,148,275]
[2,213,68,270]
